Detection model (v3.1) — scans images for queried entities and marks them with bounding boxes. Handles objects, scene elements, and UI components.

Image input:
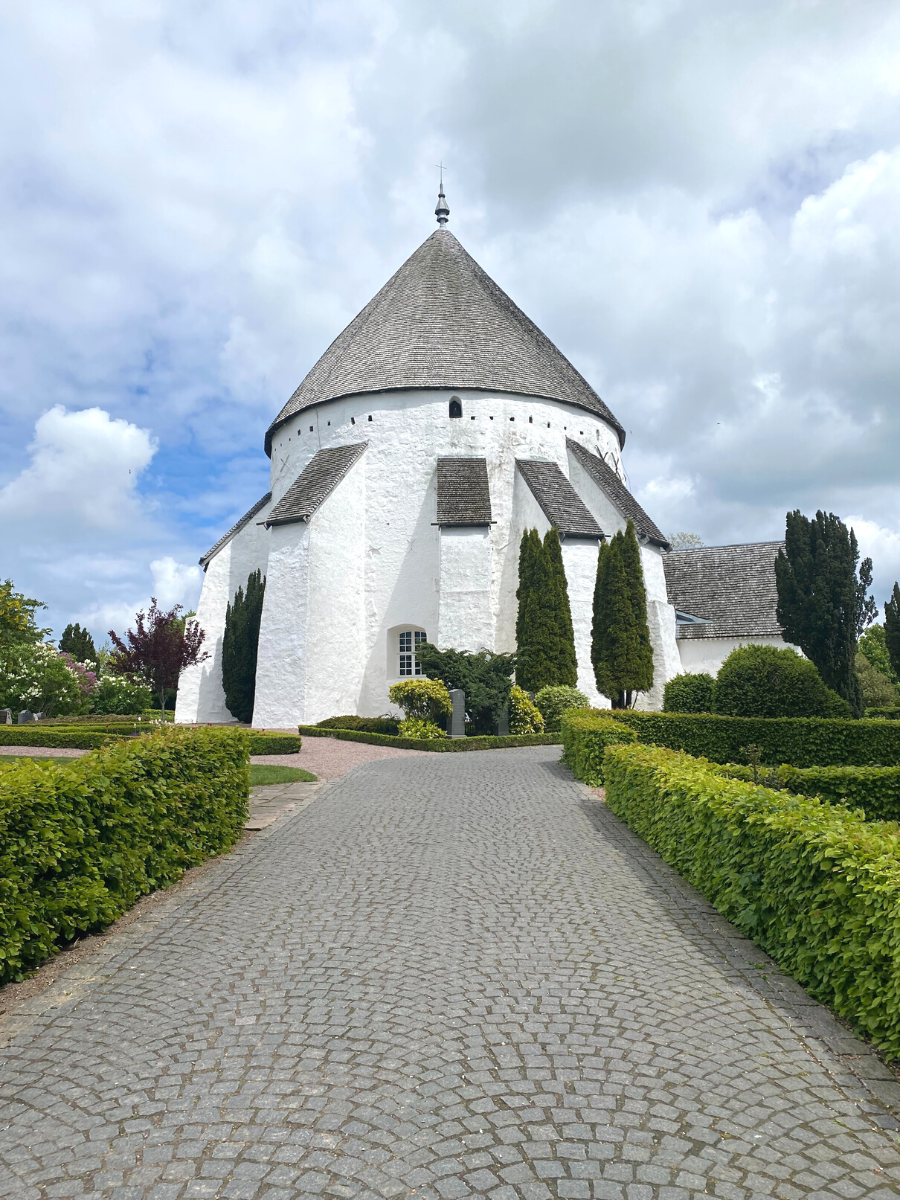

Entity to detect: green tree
[775,510,875,718]
[591,521,654,708]
[858,622,898,685]
[59,622,96,663]
[542,529,578,687]
[714,644,851,718]
[0,579,50,648]
[414,644,515,733]
[885,584,900,683]
[222,571,266,724]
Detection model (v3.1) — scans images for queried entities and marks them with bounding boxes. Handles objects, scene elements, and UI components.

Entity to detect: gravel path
[2,746,900,1199]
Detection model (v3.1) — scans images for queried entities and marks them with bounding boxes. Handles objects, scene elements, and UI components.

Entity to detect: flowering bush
[509,685,544,734]
[92,674,154,715]
[397,717,447,740]
[0,643,92,716]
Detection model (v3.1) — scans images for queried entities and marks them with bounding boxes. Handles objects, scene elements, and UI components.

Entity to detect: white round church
[177,193,785,728]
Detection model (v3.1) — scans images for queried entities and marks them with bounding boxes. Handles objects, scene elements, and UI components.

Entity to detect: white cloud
[0,405,156,530]
[149,556,203,611]
[846,517,900,611]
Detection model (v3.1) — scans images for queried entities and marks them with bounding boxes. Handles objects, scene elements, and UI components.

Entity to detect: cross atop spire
[435,164,449,226]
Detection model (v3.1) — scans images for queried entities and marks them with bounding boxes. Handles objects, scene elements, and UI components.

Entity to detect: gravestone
[448,689,466,739]
[497,706,510,736]
[0,708,11,725]
[17,709,35,723]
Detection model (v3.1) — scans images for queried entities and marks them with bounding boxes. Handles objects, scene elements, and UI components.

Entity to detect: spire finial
[435,163,449,227]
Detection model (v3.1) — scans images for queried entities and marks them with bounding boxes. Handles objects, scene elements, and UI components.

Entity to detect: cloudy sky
[2,0,900,640]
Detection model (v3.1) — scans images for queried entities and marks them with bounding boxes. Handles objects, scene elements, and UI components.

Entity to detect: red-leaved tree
[109,599,209,713]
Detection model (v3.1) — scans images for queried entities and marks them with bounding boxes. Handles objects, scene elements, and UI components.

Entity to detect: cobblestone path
[2,747,900,1200]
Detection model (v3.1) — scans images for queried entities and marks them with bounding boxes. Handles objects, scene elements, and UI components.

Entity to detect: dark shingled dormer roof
[265,229,624,455]
[200,492,272,569]
[436,458,493,525]
[516,460,604,539]
[663,541,785,640]
[265,443,367,527]
[566,439,669,549]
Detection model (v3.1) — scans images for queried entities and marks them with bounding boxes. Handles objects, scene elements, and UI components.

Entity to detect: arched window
[449,397,462,418]
[398,629,427,676]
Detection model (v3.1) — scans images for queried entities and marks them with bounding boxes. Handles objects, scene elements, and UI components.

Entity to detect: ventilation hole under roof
[368,415,373,422]
[351,417,355,424]
[529,416,533,423]
[449,397,462,418]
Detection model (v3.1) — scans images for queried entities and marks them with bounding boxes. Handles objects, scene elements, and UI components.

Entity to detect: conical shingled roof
[265,229,624,454]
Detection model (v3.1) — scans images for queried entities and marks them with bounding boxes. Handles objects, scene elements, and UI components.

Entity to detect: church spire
[435,165,449,226]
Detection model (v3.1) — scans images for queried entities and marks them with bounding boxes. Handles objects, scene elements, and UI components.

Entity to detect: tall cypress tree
[542,528,578,687]
[775,510,875,718]
[885,583,900,681]
[516,529,551,692]
[591,521,654,708]
[59,622,96,662]
[222,570,266,723]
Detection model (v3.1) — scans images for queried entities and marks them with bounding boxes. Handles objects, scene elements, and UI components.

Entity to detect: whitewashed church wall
[175,498,273,725]
[438,527,493,653]
[636,547,682,711]
[566,451,628,540]
[252,522,310,727]
[560,540,605,707]
[677,634,791,679]
[302,456,368,725]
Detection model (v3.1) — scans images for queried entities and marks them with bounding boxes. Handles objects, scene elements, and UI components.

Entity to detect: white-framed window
[399,629,427,676]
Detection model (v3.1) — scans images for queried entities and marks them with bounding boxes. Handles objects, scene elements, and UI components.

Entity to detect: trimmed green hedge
[0,726,301,755]
[0,725,249,983]
[866,707,900,720]
[715,762,900,824]
[603,742,900,1056]
[603,710,900,767]
[246,733,301,755]
[559,709,638,784]
[297,725,559,751]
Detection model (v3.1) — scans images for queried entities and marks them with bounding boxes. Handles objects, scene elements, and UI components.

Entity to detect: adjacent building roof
[200,492,272,569]
[436,458,493,525]
[516,460,604,539]
[265,443,367,527]
[663,541,785,640]
[265,229,625,455]
[566,439,669,549]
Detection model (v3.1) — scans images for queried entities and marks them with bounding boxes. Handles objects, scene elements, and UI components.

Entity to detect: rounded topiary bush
[534,685,590,732]
[714,644,852,719]
[663,673,716,713]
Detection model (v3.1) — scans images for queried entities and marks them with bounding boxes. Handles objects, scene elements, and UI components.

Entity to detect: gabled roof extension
[266,229,625,455]
[200,492,272,569]
[566,439,670,549]
[516,460,604,539]
[436,458,493,525]
[265,443,367,528]
[663,541,785,640]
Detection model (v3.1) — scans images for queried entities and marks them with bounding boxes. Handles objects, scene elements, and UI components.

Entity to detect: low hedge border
[0,726,302,754]
[0,725,249,983]
[559,710,638,784]
[246,733,301,755]
[603,710,900,767]
[297,725,559,751]
[715,762,900,824]
[603,741,900,1056]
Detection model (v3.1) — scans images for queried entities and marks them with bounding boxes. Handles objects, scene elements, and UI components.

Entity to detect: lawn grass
[249,764,317,785]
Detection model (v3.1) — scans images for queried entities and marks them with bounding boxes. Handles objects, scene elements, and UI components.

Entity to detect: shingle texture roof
[266,230,624,454]
[516,460,604,539]
[436,458,493,525]
[200,492,272,569]
[567,439,669,548]
[663,541,785,640]
[266,443,367,527]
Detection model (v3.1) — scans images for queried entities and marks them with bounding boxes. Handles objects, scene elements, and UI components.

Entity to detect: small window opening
[449,397,462,418]
[470,415,475,420]
[368,415,373,422]
[351,417,355,425]
[489,415,494,421]
[509,416,515,422]
[399,630,427,677]
[547,422,551,428]
[309,425,313,432]
[327,420,331,426]
[529,416,533,423]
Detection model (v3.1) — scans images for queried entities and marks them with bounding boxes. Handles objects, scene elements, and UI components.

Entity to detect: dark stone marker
[17,709,35,724]
[449,689,466,739]
[497,706,510,736]
[0,708,11,725]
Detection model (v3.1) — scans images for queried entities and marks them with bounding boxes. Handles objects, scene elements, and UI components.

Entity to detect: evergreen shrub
[591,520,653,707]
[388,679,452,723]
[663,673,715,713]
[605,710,900,767]
[714,644,851,719]
[534,685,589,732]
[413,645,514,733]
[0,725,249,982]
[515,529,577,691]
[603,742,900,1055]
[222,570,266,724]
[559,709,638,785]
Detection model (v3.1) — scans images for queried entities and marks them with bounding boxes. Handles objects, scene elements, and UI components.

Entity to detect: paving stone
[1,747,899,1199]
